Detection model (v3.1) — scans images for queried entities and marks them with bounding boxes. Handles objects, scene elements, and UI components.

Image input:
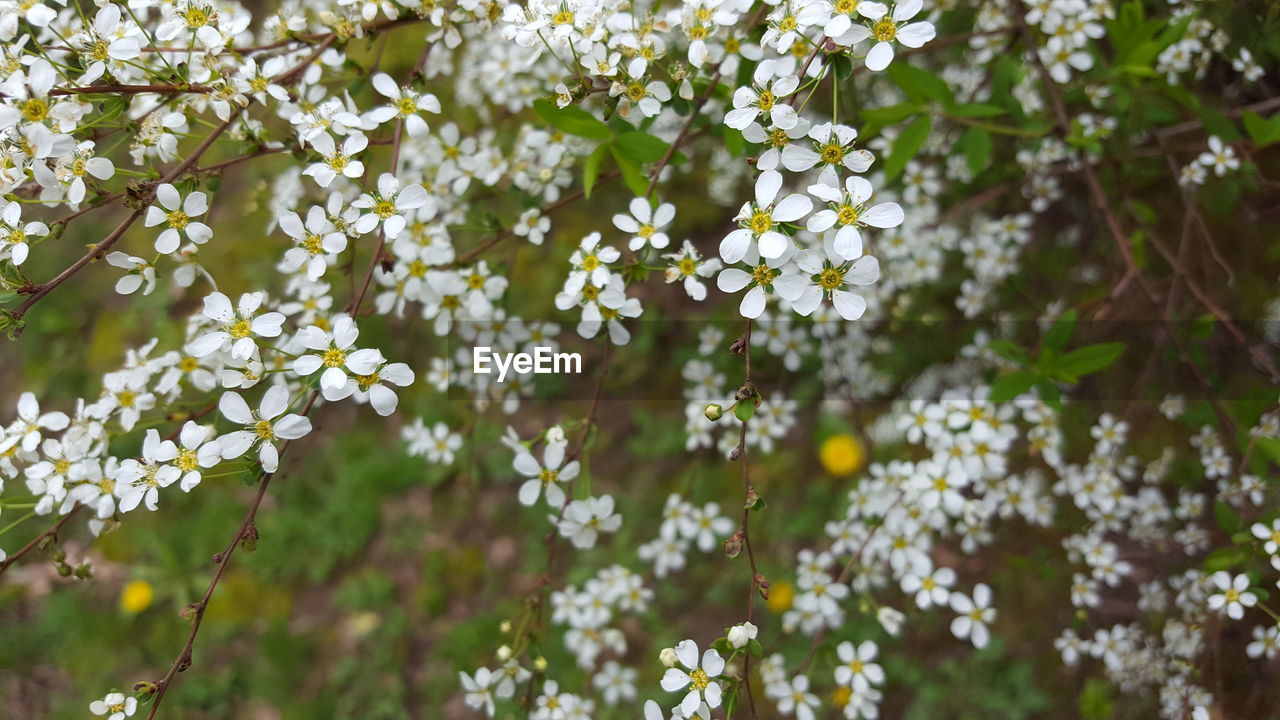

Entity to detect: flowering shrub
[0,0,1278,718]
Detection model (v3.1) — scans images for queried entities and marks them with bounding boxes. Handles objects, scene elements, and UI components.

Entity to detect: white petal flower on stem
[216,387,312,473]
[949,583,996,648]
[189,291,286,361]
[613,197,676,251]
[143,183,211,254]
[514,439,579,507]
[555,494,622,548]
[1207,571,1257,620]
[721,170,811,263]
[660,639,726,717]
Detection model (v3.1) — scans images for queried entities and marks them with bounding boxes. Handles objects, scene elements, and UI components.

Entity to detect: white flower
[781,123,875,186]
[303,132,367,188]
[172,421,223,491]
[1251,520,1280,555]
[144,183,211,254]
[834,640,883,692]
[116,429,180,512]
[806,176,903,261]
[663,241,722,301]
[328,360,415,416]
[901,566,955,609]
[106,252,156,295]
[515,440,579,507]
[846,0,936,71]
[514,208,551,246]
[613,197,676,251]
[364,72,441,137]
[190,291,286,360]
[660,639,726,716]
[721,171,812,263]
[279,206,348,280]
[1207,571,1257,620]
[89,692,137,720]
[727,621,758,649]
[216,387,313,473]
[949,583,996,648]
[724,59,800,130]
[556,494,622,548]
[352,173,430,238]
[459,667,496,717]
[774,674,818,720]
[787,250,880,321]
[292,316,386,395]
[4,392,69,453]
[0,201,49,266]
[1197,135,1239,176]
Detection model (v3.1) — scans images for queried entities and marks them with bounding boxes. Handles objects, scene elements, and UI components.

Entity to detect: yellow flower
[766,579,794,613]
[820,434,864,476]
[120,580,154,613]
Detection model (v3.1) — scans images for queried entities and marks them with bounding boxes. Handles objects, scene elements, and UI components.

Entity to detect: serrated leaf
[883,114,930,182]
[533,99,613,140]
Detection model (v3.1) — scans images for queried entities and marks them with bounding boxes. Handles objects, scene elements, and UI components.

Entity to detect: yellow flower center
[167,209,190,229]
[748,210,773,235]
[467,273,485,289]
[689,668,710,690]
[177,448,199,472]
[322,347,347,368]
[750,263,778,286]
[228,319,253,339]
[254,420,275,440]
[678,258,697,276]
[396,96,417,115]
[626,83,647,103]
[582,254,600,271]
[820,143,845,164]
[757,90,776,111]
[118,390,136,407]
[375,200,397,218]
[21,98,48,122]
[873,18,897,42]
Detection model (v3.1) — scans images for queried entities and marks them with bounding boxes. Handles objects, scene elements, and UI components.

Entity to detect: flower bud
[533,656,548,672]
[499,620,512,634]
[704,403,723,421]
[877,606,905,636]
[496,645,513,661]
[659,647,679,668]
[727,621,758,649]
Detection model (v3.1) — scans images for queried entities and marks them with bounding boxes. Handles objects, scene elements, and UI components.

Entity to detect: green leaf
[734,401,756,422]
[1243,110,1280,148]
[609,146,649,197]
[987,338,1028,364]
[1043,309,1078,352]
[1051,343,1126,381]
[883,114,931,182]
[582,143,609,199]
[860,102,922,132]
[614,131,672,164]
[533,99,613,140]
[1079,677,1114,720]
[887,63,953,106]
[1204,545,1249,572]
[1214,500,1241,534]
[0,292,17,308]
[747,638,764,658]
[989,370,1039,402]
[960,126,992,175]
[1035,378,1062,410]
